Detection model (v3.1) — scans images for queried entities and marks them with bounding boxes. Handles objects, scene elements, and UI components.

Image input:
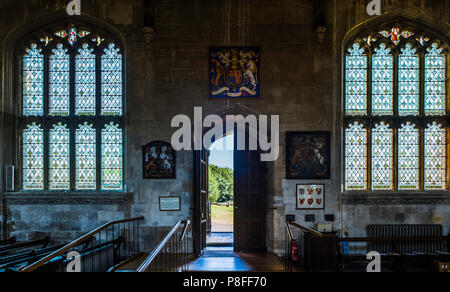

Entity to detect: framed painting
[143,141,176,179]
[296,184,325,210]
[286,131,331,179]
[209,47,260,99]
[159,196,181,212]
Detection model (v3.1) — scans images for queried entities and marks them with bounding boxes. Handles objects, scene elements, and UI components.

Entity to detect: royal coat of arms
[209,47,260,98]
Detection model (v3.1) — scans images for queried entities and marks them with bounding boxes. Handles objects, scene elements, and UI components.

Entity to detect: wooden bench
[337,225,450,272]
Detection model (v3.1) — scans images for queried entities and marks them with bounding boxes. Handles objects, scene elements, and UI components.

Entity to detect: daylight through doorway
[207,133,234,247]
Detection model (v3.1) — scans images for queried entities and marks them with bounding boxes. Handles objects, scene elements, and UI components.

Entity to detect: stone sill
[3,192,132,205]
[342,192,450,205]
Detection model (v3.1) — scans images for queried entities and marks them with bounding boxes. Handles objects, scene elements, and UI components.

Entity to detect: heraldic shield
[209,47,260,98]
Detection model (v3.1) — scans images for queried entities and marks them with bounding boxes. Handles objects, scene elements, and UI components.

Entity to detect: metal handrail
[285,221,324,239]
[137,220,190,273]
[19,216,144,272]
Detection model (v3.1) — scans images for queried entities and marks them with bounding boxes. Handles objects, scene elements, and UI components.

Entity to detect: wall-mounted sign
[305,215,316,222]
[159,196,181,212]
[296,184,325,210]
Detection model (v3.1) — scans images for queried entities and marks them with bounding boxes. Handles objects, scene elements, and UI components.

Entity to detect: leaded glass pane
[101,123,123,190]
[345,43,367,115]
[23,44,44,116]
[49,123,70,190]
[425,122,446,190]
[345,122,367,190]
[76,123,97,190]
[399,44,420,116]
[372,122,393,190]
[75,44,96,115]
[49,44,70,116]
[398,122,419,190]
[372,44,393,116]
[425,43,446,116]
[101,44,123,116]
[23,123,44,190]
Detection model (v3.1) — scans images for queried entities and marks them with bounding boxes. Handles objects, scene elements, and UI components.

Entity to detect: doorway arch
[193,110,270,256]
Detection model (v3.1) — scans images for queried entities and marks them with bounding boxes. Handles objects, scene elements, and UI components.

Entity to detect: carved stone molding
[4,192,131,205]
[143,26,155,50]
[342,193,450,205]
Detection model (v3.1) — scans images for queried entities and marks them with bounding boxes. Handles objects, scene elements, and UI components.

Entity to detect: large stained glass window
[371,122,393,190]
[101,44,123,116]
[399,44,420,116]
[345,122,367,190]
[49,123,70,190]
[23,123,44,190]
[425,123,446,190]
[20,25,124,192]
[372,44,393,116]
[425,43,446,116]
[76,123,97,190]
[49,44,70,116]
[345,26,448,192]
[75,44,96,116]
[398,123,419,190]
[101,123,123,191]
[345,44,367,115]
[23,44,44,116]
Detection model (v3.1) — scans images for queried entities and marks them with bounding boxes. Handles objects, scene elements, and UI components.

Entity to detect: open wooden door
[193,149,208,257]
[234,135,268,252]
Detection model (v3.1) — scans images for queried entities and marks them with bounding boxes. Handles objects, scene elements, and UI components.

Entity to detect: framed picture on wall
[286,131,331,179]
[296,184,325,210]
[143,141,176,179]
[209,47,261,99]
[159,196,181,212]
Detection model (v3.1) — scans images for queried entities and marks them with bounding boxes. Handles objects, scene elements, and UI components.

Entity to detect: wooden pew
[0,237,16,247]
[337,225,450,272]
[0,237,51,257]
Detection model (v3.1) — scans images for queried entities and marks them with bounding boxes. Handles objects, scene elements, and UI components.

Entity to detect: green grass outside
[211,204,234,226]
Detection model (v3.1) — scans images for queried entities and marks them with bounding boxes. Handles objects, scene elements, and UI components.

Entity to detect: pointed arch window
[19,25,124,192]
[344,25,448,192]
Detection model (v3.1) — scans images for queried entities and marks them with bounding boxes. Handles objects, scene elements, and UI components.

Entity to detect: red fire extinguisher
[291,240,299,264]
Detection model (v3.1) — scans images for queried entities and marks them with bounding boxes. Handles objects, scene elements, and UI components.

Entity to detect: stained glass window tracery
[75,44,96,116]
[23,123,44,190]
[49,44,70,116]
[371,122,394,190]
[76,123,97,190]
[345,122,367,190]
[23,44,44,116]
[425,123,446,190]
[398,122,420,190]
[372,44,393,116]
[20,27,124,192]
[399,44,420,116]
[101,44,123,116]
[101,123,123,191]
[425,43,446,116]
[345,28,448,192]
[49,123,70,190]
[345,43,367,116]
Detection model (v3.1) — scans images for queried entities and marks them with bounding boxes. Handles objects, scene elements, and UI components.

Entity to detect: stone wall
[0,0,449,255]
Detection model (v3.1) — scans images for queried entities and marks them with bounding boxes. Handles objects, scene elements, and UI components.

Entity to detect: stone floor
[186,247,286,272]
